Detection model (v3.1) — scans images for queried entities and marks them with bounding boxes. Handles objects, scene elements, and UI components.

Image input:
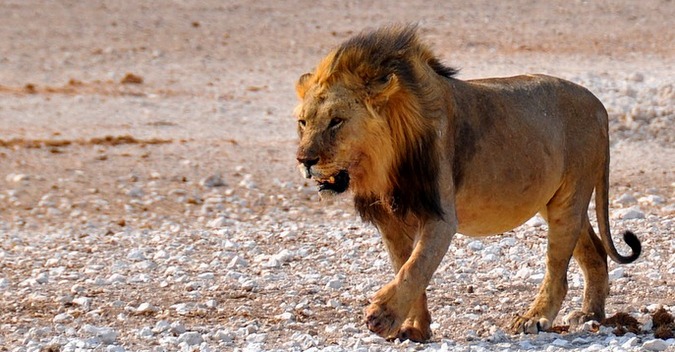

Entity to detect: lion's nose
[297,156,319,169]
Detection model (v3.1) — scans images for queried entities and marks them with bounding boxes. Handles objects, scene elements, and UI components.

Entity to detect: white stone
[609,267,625,281]
[613,193,637,206]
[81,325,118,344]
[107,274,126,284]
[126,249,146,261]
[526,215,546,227]
[467,240,484,251]
[326,278,343,290]
[615,207,645,220]
[170,321,186,334]
[214,329,234,343]
[200,174,226,188]
[622,337,639,348]
[208,216,228,228]
[73,297,92,310]
[0,278,9,289]
[138,326,153,339]
[529,273,545,283]
[276,312,294,321]
[551,338,569,347]
[53,313,74,324]
[135,302,158,314]
[178,331,204,346]
[639,195,665,205]
[227,256,248,269]
[153,320,171,333]
[643,339,669,351]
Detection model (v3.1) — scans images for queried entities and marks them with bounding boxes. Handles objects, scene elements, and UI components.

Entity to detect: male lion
[294,25,641,342]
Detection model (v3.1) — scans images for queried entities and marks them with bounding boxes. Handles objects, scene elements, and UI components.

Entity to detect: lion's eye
[329,118,344,129]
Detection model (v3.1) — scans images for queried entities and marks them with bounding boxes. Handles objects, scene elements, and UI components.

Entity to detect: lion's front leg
[365,218,455,340]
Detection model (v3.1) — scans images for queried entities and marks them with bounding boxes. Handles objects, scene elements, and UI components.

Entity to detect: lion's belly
[453,148,563,236]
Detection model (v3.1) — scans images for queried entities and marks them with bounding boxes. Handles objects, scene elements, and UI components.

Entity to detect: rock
[81,324,118,344]
[135,302,158,315]
[639,195,665,205]
[525,215,546,227]
[138,326,153,338]
[208,216,228,228]
[127,249,147,261]
[214,329,234,343]
[127,187,144,198]
[609,267,625,281]
[613,193,637,206]
[467,240,484,251]
[177,331,204,346]
[529,273,545,283]
[169,321,186,335]
[0,278,9,289]
[227,256,248,269]
[643,339,669,351]
[615,207,645,220]
[238,174,257,189]
[552,338,570,347]
[53,313,74,324]
[326,278,343,290]
[200,174,226,188]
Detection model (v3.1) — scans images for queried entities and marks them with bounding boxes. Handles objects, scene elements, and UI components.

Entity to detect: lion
[293,25,641,342]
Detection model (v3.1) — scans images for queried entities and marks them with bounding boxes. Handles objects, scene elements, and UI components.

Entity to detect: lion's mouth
[317,170,350,194]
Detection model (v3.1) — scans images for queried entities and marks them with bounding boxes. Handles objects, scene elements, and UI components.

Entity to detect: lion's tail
[595,145,641,264]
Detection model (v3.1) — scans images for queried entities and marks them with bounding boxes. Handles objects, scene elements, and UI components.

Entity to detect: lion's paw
[563,310,602,327]
[510,315,551,334]
[396,324,432,342]
[364,303,402,338]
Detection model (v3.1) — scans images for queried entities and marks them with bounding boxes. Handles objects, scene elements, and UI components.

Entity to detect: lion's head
[294,25,458,221]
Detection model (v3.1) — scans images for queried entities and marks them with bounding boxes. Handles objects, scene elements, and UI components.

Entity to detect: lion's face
[294,81,376,196]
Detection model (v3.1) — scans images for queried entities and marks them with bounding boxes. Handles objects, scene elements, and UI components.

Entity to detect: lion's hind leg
[510,189,590,333]
[564,219,609,326]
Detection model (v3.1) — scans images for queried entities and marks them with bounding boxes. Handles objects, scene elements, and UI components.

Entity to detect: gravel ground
[1,1,674,351]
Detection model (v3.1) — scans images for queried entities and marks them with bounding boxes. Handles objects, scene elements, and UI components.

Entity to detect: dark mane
[332,25,458,85]
[341,25,451,223]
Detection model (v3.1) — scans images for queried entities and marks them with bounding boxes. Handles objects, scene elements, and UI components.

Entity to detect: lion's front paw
[364,302,402,338]
[396,324,432,342]
[563,310,602,327]
[510,315,551,334]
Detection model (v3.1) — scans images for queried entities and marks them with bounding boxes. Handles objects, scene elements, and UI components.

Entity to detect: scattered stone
[614,206,645,220]
[81,325,118,344]
[135,302,159,315]
[613,193,637,206]
[200,174,226,188]
[177,331,203,346]
[643,338,669,351]
[608,267,625,281]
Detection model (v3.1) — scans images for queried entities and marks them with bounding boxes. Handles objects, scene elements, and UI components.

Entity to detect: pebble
[467,240,484,251]
[135,302,158,314]
[81,325,118,344]
[614,206,645,220]
[613,193,638,206]
[177,331,204,346]
[642,338,669,351]
[609,267,625,281]
[200,174,226,188]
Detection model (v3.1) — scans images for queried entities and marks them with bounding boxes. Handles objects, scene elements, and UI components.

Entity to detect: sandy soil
[0,1,673,351]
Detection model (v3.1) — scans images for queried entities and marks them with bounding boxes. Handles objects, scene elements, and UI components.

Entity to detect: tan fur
[294,25,640,341]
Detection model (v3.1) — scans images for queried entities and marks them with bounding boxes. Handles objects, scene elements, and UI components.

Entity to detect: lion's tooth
[329,176,335,184]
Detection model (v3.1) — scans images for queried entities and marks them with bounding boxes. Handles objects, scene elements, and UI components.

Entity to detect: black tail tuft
[620,231,641,264]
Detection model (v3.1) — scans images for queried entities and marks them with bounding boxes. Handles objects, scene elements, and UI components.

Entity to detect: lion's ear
[296,73,313,99]
[367,73,400,106]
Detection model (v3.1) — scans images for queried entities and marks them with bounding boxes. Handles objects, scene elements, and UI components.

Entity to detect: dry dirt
[0,1,674,351]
